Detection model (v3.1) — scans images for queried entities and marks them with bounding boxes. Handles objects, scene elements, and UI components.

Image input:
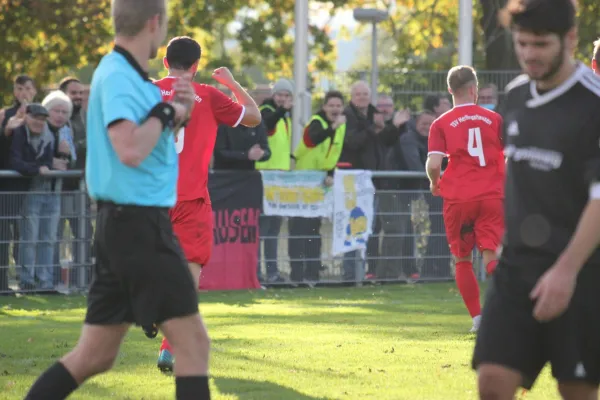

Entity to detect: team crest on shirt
[507,121,520,136]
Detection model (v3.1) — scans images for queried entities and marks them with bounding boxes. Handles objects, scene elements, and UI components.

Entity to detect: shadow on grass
[0,283,464,311]
[214,376,329,400]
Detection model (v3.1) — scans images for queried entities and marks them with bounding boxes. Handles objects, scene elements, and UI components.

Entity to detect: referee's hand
[530,263,577,322]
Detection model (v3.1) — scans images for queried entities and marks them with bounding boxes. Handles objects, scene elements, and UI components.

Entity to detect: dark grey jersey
[500,64,600,267]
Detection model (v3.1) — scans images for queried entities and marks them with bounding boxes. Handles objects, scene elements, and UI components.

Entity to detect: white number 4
[175,127,185,154]
[468,127,486,167]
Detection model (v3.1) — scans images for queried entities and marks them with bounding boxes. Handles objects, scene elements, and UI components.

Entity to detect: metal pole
[371,21,378,104]
[292,0,309,154]
[458,0,473,66]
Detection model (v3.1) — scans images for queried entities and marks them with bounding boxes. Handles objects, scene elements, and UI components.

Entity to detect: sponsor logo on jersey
[160,89,202,103]
[505,144,563,171]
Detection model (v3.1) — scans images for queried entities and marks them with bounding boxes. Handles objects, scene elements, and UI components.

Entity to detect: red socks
[486,260,498,275]
[455,261,481,318]
[160,337,172,353]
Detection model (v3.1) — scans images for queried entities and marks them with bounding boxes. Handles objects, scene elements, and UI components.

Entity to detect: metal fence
[311,70,522,108]
[0,170,487,295]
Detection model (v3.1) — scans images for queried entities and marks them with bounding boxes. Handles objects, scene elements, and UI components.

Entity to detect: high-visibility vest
[293,114,346,171]
[255,104,291,170]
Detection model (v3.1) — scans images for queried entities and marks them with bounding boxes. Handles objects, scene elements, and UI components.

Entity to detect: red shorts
[169,198,213,266]
[443,199,504,258]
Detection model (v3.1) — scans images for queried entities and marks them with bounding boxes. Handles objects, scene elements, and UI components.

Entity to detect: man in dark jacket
[338,82,401,281]
[255,79,294,283]
[0,75,37,294]
[213,121,271,170]
[369,95,412,280]
[396,110,452,278]
[9,104,58,291]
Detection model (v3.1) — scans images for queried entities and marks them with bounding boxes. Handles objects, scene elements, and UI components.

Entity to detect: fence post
[77,177,87,290]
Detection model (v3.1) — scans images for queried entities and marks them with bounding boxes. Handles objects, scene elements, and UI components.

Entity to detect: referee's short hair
[499,0,576,37]
[166,37,202,70]
[447,65,478,95]
[594,38,600,65]
[112,0,167,37]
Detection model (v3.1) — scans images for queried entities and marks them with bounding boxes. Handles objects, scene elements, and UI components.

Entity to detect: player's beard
[528,41,565,83]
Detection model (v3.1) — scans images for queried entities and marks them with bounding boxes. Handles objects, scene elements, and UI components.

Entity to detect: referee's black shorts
[472,260,600,390]
[85,201,199,327]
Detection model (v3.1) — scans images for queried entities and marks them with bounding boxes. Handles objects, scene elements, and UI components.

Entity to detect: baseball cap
[26,103,49,117]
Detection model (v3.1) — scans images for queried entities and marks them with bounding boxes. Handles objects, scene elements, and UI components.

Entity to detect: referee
[25,1,211,399]
[472,0,600,398]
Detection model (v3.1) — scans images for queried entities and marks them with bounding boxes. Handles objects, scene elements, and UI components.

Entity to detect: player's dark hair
[59,76,81,92]
[447,65,478,94]
[324,90,344,104]
[166,36,202,70]
[499,0,576,37]
[14,74,34,87]
[594,38,600,64]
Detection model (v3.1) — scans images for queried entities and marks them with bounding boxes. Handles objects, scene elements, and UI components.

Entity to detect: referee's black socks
[25,362,79,399]
[176,376,211,399]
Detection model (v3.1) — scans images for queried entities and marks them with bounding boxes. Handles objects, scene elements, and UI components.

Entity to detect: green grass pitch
[0,284,558,399]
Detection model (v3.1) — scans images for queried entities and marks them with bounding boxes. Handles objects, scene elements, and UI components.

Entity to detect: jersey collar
[113,45,150,82]
[526,62,584,108]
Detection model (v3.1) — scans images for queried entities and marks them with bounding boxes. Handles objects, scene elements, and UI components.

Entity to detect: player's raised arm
[212,67,261,127]
[107,74,192,167]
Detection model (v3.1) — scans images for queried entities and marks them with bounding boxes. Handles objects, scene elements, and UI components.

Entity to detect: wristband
[148,102,176,130]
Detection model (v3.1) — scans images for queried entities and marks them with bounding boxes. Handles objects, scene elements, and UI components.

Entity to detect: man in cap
[254,78,294,283]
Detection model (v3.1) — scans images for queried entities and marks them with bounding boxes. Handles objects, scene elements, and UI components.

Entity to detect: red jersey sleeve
[428,120,446,155]
[209,86,245,127]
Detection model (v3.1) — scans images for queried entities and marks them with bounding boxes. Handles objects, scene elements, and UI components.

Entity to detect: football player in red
[153,36,261,372]
[426,65,505,333]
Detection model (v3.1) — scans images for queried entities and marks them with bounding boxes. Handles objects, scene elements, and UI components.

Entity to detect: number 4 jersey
[153,77,245,202]
[428,103,505,204]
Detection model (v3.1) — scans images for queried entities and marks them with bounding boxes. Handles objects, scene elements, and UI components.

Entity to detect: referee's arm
[109,118,166,167]
[102,75,187,167]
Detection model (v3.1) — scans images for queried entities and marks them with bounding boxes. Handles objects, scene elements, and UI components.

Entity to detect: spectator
[58,79,94,285]
[256,78,293,171]
[9,104,62,292]
[398,111,451,277]
[1,75,37,134]
[0,76,37,294]
[423,94,452,117]
[371,95,412,280]
[289,90,347,283]
[59,77,86,170]
[255,78,294,283]
[213,120,271,170]
[478,83,499,111]
[338,82,399,282]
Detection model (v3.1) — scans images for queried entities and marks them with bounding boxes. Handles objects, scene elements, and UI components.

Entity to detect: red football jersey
[428,103,504,204]
[154,77,245,202]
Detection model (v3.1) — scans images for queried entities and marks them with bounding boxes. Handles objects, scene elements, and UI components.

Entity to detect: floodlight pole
[458,0,473,66]
[292,0,310,155]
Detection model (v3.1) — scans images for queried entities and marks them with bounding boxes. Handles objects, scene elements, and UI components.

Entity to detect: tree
[0,0,112,105]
